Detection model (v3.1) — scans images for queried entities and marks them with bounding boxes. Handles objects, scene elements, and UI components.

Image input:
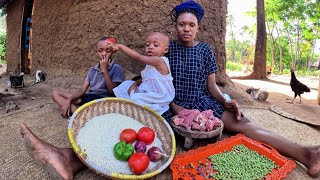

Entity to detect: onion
[134,141,147,153]
[147,146,163,162]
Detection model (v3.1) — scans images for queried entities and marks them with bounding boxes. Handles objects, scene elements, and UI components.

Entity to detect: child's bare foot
[306,146,320,178]
[20,123,74,180]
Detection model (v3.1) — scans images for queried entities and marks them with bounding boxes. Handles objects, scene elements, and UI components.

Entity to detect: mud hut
[2,0,227,81]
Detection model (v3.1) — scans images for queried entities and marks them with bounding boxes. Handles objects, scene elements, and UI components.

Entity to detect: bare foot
[20,123,74,180]
[306,146,320,178]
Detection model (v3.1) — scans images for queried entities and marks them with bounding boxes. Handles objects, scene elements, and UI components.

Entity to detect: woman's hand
[224,100,242,121]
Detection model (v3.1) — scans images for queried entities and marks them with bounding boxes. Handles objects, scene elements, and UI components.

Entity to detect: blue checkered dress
[162,40,225,122]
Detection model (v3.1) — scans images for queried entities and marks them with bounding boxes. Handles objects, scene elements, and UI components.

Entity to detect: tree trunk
[229,17,236,62]
[286,29,295,69]
[295,20,301,69]
[275,25,283,73]
[252,0,267,79]
[318,75,320,105]
[266,21,276,70]
[279,44,283,72]
[234,0,267,79]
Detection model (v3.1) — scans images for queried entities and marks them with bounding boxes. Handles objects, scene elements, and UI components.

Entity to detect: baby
[109,32,175,115]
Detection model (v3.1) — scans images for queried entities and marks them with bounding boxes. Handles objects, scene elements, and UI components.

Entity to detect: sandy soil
[228,71,320,126]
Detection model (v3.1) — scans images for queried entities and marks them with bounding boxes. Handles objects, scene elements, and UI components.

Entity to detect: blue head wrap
[171,1,205,23]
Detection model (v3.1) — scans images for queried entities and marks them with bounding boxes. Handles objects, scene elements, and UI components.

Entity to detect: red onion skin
[134,141,147,153]
[147,146,162,162]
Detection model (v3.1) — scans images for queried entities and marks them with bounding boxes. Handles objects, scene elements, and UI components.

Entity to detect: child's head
[96,37,115,59]
[145,32,169,57]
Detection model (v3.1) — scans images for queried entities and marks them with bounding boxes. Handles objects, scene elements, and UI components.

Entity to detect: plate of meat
[171,109,223,150]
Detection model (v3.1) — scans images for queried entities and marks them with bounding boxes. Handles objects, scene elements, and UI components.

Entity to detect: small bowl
[171,119,224,150]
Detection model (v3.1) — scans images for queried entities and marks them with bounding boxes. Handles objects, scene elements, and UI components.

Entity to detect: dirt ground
[228,71,320,126]
[0,64,320,179]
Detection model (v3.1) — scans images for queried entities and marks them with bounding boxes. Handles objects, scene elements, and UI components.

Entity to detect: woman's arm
[207,73,227,103]
[207,73,242,120]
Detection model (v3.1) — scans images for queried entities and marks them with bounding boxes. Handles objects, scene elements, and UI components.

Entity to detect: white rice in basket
[76,113,164,175]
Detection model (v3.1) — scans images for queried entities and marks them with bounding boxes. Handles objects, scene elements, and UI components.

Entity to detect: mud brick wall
[7,0,226,78]
[6,0,25,73]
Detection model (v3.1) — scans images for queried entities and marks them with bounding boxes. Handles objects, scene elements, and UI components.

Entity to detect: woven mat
[269,105,320,126]
[0,104,319,180]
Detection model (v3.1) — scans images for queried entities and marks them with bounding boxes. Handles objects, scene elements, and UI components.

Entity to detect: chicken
[290,69,310,104]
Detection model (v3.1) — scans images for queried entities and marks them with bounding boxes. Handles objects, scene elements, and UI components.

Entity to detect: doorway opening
[20,0,34,74]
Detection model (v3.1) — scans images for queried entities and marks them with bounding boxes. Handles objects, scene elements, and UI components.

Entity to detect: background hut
[2,0,227,81]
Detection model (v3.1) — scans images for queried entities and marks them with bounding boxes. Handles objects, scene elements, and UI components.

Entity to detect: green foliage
[0,8,5,17]
[226,61,244,72]
[263,0,319,72]
[295,67,320,76]
[0,32,6,58]
[273,67,319,77]
[226,39,254,63]
[0,9,6,62]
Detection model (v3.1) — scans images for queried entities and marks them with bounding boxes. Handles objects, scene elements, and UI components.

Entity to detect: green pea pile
[207,144,278,180]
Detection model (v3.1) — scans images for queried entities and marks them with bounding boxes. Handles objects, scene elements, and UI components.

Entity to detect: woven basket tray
[67,98,176,179]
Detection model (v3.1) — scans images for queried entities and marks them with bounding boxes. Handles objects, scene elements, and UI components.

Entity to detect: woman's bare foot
[20,123,75,180]
[307,146,320,178]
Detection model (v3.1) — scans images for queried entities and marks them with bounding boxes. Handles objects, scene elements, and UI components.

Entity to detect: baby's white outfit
[113,57,175,115]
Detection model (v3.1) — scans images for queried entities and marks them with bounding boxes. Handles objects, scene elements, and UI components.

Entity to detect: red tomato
[128,152,150,175]
[137,127,155,145]
[120,129,137,144]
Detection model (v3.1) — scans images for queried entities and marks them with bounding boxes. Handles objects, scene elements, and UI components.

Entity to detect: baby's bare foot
[20,123,73,180]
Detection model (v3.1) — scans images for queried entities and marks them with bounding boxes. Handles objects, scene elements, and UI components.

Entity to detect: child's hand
[128,82,138,95]
[112,44,120,51]
[100,55,113,72]
[61,102,71,118]
[106,43,120,52]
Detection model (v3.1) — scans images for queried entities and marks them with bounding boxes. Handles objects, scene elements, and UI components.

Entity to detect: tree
[0,33,5,57]
[233,0,267,79]
[250,0,267,79]
[227,14,237,62]
[265,0,278,71]
[0,8,5,60]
